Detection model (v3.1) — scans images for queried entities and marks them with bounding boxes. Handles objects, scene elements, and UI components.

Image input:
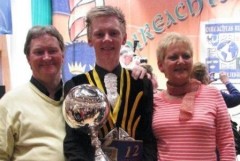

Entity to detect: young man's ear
[88,39,93,47]
[122,34,127,45]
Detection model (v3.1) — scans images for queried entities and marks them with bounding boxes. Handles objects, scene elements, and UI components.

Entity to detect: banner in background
[52,0,98,82]
[200,21,240,84]
[52,0,240,86]
[31,0,52,26]
[52,0,70,15]
[62,42,95,83]
[0,0,12,34]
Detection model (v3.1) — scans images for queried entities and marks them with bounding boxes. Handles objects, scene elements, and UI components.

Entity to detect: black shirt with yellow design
[63,64,157,161]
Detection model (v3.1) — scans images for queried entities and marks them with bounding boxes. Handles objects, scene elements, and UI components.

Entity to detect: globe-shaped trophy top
[63,84,110,129]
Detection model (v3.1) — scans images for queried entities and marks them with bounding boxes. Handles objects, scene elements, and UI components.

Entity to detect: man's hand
[220,72,229,85]
[131,65,151,80]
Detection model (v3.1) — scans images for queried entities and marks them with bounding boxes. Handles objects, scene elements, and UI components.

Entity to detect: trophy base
[102,147,118,161]
[95,148,111,161]
[102,139,143,161]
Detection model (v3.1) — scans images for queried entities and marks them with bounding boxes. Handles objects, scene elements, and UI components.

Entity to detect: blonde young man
[63,6,157,161]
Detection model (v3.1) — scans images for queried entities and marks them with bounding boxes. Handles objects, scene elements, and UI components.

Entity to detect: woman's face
[158,42,193,86]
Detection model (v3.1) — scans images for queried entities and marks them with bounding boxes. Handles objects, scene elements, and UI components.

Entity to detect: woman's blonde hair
[156,32,193,63]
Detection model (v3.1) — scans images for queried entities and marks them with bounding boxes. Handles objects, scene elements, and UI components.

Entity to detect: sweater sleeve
[142,78,157,161]
[221,82,240,108]
[215,88,236,160]
[63,124,95,161]
[0,99,14,161]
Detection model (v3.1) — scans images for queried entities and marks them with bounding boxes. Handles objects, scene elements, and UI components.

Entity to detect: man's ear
[26,55,33,69]
[26,55,30,63]
[157,60,164,73]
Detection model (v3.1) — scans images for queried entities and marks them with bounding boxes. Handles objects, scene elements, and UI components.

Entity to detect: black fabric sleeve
[142,77,158,161]
[63,76,95,161]
[64,124,95,161]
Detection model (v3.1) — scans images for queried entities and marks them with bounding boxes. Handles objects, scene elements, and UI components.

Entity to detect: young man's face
[88,16,127,67]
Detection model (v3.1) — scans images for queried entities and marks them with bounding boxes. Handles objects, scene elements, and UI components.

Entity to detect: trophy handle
[89,126,110,161]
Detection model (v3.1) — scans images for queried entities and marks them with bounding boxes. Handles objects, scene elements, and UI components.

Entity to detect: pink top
[152,85,236,161]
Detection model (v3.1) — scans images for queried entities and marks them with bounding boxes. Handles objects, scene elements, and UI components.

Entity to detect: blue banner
[62,41,96,83]
[52,0,70,15]
[204,23,240,82]
[0,0,12,34]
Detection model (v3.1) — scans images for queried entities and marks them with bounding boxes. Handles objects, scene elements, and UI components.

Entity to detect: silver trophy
[63,84,110,161]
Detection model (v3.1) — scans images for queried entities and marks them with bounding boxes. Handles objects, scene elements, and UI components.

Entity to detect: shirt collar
[95,63,121,78]
[30,76,63,101]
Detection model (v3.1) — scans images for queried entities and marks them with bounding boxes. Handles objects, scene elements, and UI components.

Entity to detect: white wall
[7,0,32,89]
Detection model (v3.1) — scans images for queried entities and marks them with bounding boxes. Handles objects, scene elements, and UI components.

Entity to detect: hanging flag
[52,0,70,15]
[31,0,52,26]
[52,0,99,82]
[62,41,96,83]
[0,0,12,34]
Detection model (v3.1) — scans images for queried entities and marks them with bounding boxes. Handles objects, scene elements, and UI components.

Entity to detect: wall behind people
[4,0,51,91]
[53,0,240,90]
[3,0,240,90]
[5,0,32,90]
[0,36,10,92]
[0,0,11,92]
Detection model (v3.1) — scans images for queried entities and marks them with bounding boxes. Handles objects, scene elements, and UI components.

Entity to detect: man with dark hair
[0,25,65,161]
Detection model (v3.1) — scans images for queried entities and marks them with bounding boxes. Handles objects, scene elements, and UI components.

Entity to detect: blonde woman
[152,32,235,161]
